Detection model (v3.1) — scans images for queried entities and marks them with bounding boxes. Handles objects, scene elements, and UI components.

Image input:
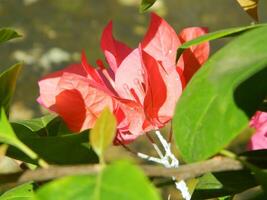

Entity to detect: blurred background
[0,0,267,120]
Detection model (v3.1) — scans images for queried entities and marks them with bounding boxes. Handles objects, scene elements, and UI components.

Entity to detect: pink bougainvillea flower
[37,64,113,132]
[248,111,267,150]
[37,12,209,144]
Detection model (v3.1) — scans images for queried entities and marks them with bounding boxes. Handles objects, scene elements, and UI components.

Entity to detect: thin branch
[0,157,242,191]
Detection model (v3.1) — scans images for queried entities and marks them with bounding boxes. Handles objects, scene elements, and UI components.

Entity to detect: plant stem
[220,149,237,159]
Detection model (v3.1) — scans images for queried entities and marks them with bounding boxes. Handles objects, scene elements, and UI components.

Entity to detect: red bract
[37,13,209,144]
[37,64,114,132]
[248,111,267,150]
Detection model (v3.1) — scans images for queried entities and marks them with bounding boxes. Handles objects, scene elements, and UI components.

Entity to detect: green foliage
[0,108,41,163]
[173,26,267,163]
[12,115,72,137]
[192,171,257,199]
[34,161,161,200]
[0,28,21,45]
[0,182,36,200]
[8,116,98,165]
[139,0,157,12]
[176,24,265,61]
[90,108,116,163]
[0,63,22,115]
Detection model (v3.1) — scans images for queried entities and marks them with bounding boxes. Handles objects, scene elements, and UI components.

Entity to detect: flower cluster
[37,13,209,144]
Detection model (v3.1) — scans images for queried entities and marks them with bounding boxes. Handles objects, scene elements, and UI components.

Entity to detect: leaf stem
[220,149,237,159]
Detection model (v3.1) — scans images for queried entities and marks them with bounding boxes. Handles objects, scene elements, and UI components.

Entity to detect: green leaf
[173,26,267,163]
[0,28,21,45]
[0,182,35,200]
[13,115,56,133]
[12,114,72,137]
[139,0,157,12]
[0,63,22,115]
[176,24,264,61]
[7,132,98,165]
[192,171,257,199]
[7,116,98,165]
[90,108,116,161]
[0,108,41,162]
[34,161,161,200]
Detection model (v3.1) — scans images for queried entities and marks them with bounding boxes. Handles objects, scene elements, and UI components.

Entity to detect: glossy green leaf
[34,161,161,200]
[176,24,264,61]
[173,26,267,163]
[0,182,35,200]
[90,108,116,160]
[0,108,40,162]
[12,115,71,137]
[0,28,21,45]
[139,0,157,12]
[14,115,56,133]
[0,63,22,115]
[8,116,98,165]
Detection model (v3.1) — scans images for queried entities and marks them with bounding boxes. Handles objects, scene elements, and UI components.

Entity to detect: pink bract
[37,13,209,144]
[248,111,267,150]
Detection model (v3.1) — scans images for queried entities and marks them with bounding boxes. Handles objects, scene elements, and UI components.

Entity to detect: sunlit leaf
[0,28,21,45]
[90,108,116,161]
[236,0,259,21]
[0,63,22,115]
[140,0,157,12]
[34,161,161,200]
[0,108,41,164]
[173,26,267,163]
[0,182,36,200]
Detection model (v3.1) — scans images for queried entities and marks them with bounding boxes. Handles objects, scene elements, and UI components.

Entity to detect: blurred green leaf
[0,28,21,45]
[218,196,234,200]
[0,63,22,115]
[34,161,161,200]
[90,108,116,162]
[0,182,35,200]
[192,171,257,199]
[139,0,157,12]
[173,26,267,163]
[236,0,259,21]
[176,24,264,61]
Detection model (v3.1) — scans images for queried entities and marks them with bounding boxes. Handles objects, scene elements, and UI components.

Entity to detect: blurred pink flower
[248,111,267,150]
[37,13,209,144]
